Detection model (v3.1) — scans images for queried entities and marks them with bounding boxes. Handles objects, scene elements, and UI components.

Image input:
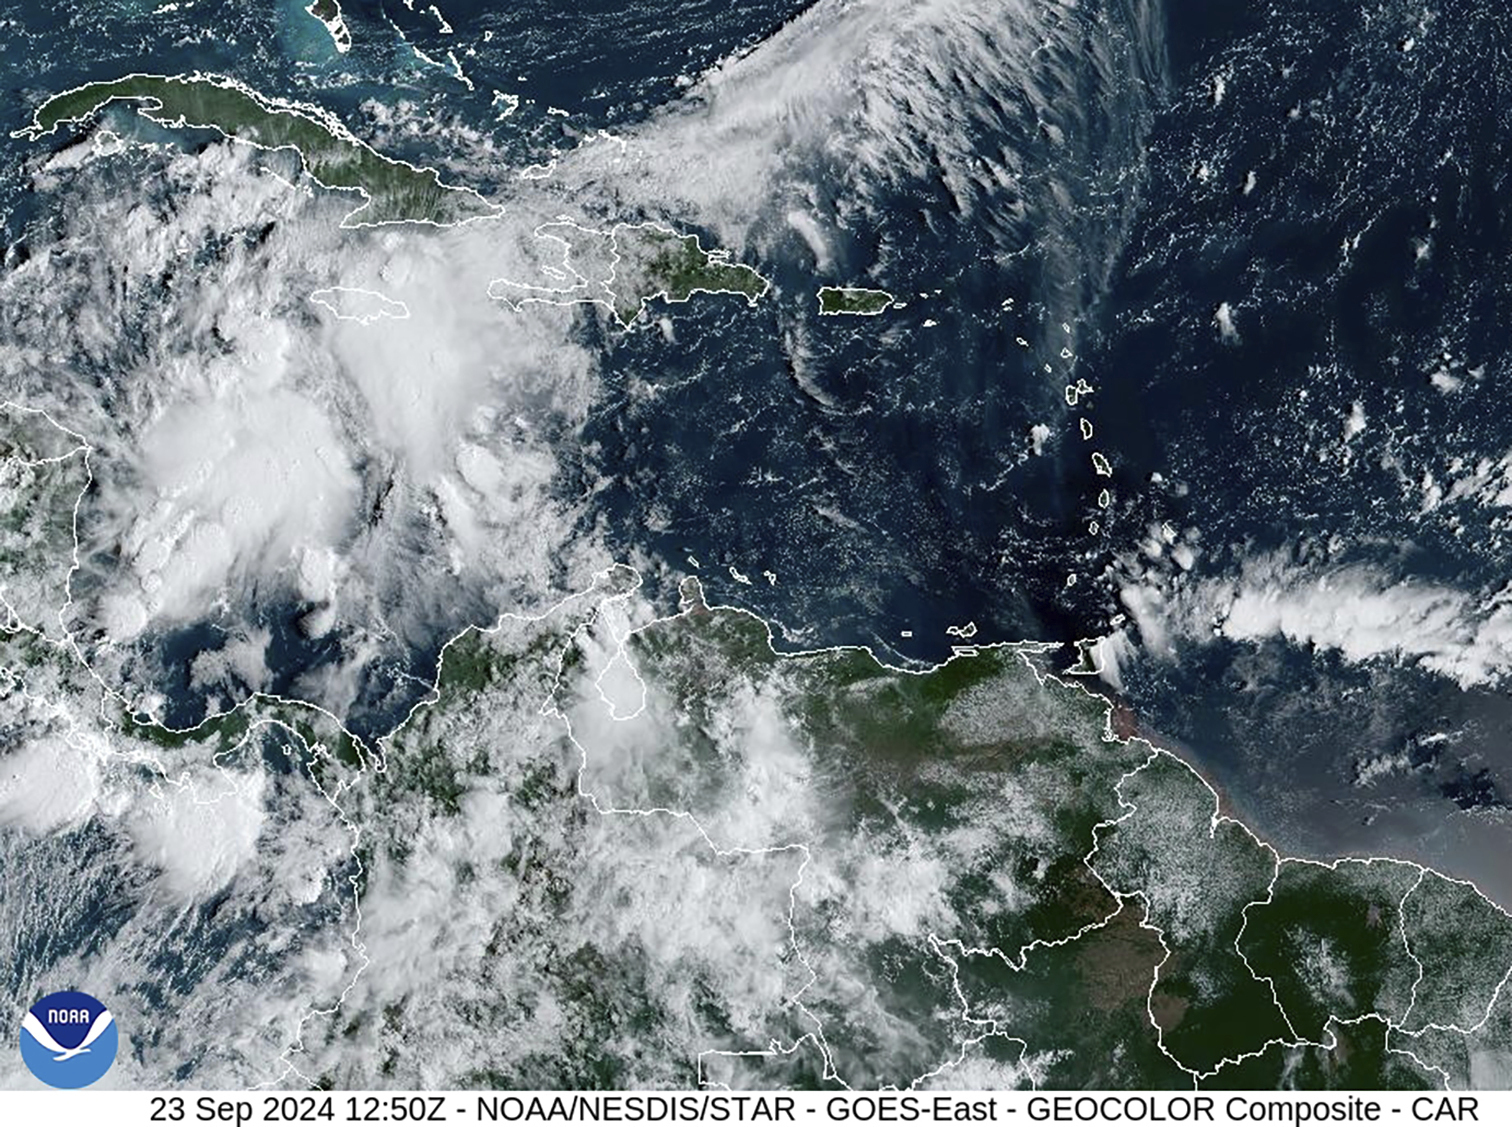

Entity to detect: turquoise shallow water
[5,0,1511,905]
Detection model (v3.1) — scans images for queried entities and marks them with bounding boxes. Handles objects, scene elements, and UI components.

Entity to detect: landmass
[305,0,352,54]
[309,286,411,326]
[610,224,770,323]
[817,285,894,316]
[0,403,90,640]
[3,397,1510,1088]
[17,74,496,226]
[489,220,770,328]
[310,572,1512,1088]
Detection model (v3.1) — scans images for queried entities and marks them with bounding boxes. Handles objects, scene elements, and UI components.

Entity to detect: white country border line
[612,223,773,325]
[371,564,642,776]
[921,934,1034,1090]
[980,654,1512,1087]
[1107,799,1292,1085]
[253,719,371,1090]
[572,573,1512,1089]
[1398,872,1512,1035]
[1235,839,1512,1081]
[10,403,804,1086]
[1387,952,1512,1091]
[0,401,91,639]
[1407,962,1512,1038]
[365,559,834,1095]
[257,570,684,1083]
[924,727,1180,1086]
[545,577,842,1088]
[0,417,370,1091]
[486,219,605,313]
[1102,743,1512,1085]
[568,576,1131,1090]
[11,401,446,1085]
[1234,857,1305,1048]
[927,647,1204,1085]
[22,392,1512,1088]
[697,1032,829,1091]
[1228,852,1421,1061]
[0,400,93,466]
[518,159,558,181]
[1102,753,1419,1083]
[11,71,502,231]
[1084,745,1203,1087]
[489,220,772,330]
[1399,868,1431,1030]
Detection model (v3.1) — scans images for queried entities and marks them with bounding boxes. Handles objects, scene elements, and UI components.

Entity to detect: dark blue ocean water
[7,0,1512,894]
[0,0,812,236]
[576,0,1512,894]
[1077,0,1512,895]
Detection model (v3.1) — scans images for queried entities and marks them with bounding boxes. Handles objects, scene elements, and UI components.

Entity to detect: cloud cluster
[0,0,1164,721]
[0,0,1173,1089]
[0,134,611,717]
[558,0,1155,282]
[0,637,362,1089]
[1119,550,1512,690]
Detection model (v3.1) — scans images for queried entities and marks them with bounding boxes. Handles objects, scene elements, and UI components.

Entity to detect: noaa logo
[19,990,117,1089]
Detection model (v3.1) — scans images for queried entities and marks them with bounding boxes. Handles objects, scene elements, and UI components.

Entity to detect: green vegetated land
[24,74,495,225]
[494,222,771,328]
[371,572,1512,1088]
[817,285,894,315]
[0,405,368,791]
[7,352,1508,1085]
[0,405,90,637]
[610,225,769,324]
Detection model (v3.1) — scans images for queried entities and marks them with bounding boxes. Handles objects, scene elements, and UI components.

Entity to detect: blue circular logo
[19,990,118,1089]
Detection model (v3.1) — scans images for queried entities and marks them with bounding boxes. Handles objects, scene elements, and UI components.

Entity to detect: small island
[817,285,894,316]
[19,73,496,227]
[305,0,352,53]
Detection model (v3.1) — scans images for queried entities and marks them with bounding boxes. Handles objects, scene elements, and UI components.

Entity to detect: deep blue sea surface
[6,0,1512,896]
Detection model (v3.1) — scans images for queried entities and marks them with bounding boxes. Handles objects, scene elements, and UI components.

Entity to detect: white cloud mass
[1121,550,1512,689]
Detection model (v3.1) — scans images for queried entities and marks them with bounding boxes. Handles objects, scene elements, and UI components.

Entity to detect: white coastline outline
[489,220,772,330]
[815,285,895,317]
[6,398,1512,1089]
[307,285,412,326]
[11,72,502,230]
[303,0,352,55]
